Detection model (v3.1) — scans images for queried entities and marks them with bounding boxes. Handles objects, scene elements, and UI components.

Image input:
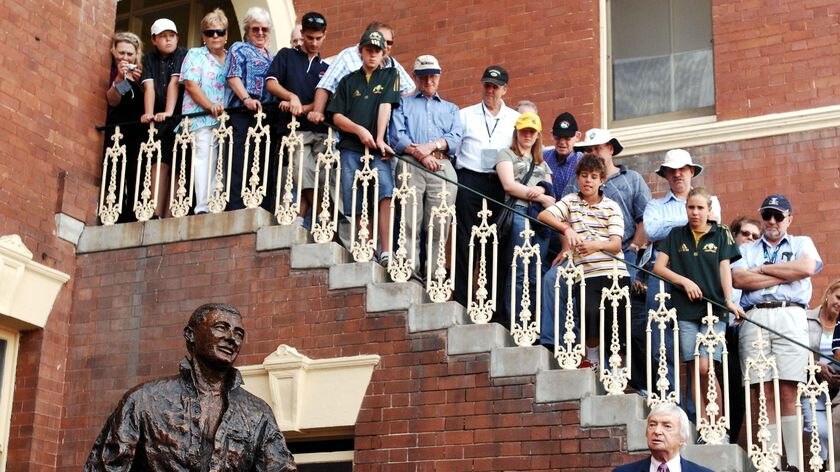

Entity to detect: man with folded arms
[732,194,822,469]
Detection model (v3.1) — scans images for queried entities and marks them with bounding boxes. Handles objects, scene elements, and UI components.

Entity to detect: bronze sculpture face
[186,308,245,369]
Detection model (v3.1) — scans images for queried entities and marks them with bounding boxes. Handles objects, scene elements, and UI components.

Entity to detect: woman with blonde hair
[495,112,555,322]
[104,32,144,222]
[180,8,229,214]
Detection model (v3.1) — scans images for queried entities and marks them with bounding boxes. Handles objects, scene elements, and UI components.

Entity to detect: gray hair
[514,100,538,114]
[242,6,271,31]
[647,402,691,445]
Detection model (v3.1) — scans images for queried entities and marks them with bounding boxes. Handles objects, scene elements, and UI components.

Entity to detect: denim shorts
[339,148,394,215]
[678,318,726,363]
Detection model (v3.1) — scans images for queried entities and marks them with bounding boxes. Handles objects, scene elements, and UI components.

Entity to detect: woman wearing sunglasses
[179,9,229,214]
[225,6,275,211]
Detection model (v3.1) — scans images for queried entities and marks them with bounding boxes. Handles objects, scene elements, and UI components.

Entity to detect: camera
[127,64,136,71]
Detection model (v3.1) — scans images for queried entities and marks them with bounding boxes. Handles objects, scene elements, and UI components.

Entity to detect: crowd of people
[103,9,839,466]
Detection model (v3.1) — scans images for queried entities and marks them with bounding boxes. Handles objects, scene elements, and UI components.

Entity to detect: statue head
[184,303,245,370]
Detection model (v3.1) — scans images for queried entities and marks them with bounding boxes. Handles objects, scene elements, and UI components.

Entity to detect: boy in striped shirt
[538,153,629,367]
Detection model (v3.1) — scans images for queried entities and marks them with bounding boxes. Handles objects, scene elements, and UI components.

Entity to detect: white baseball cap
[151,18,178,36]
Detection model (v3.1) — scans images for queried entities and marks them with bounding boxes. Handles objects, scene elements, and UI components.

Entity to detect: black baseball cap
[552,112,578,137]
[481,66,509,86]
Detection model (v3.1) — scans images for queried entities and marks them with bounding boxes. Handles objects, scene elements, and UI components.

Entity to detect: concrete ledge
[291,242,349,269]
[55,213,85,245]
[407,302,467,333]
[683,444,747,472]
[447,323,514,355]
[365,281,425,313]
[256,224,312,251]
[329,262,386,290]
[490,346,550,378]
[535,368,602,403]
[144,208,274,246]
[77,208,275,253]
[77,222,144,253]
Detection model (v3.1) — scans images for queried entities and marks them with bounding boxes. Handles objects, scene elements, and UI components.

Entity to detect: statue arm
[255,412,297,472]
[83,395,142,471]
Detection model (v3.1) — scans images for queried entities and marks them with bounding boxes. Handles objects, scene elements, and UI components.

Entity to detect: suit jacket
[613,456,714,472]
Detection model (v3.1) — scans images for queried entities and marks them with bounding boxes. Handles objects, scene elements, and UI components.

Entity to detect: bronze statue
[84,303,297,471]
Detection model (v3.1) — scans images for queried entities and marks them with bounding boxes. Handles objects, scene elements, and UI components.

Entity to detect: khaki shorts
[739,306,809,383]
[297,130,328,190]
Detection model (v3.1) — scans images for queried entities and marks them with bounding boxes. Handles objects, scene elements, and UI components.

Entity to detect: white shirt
[316,44,414,95]
[456,101,519,173]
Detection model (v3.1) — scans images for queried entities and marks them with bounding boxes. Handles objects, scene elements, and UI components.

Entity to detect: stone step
[535,368,604,403]
[365,281,426,312]
[290,242,349,269]
[581,393,648,452]
[256,224,312,250]
[447,323,514,355]
[329,262,387,290]
[490,345,553,378]
[407,301,467,333]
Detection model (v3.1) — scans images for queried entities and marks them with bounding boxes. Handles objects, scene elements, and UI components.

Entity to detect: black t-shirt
[141,46,188,115]
[266,47,329,134]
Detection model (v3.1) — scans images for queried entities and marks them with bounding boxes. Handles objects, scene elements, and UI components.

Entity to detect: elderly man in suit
[613,403,713,472]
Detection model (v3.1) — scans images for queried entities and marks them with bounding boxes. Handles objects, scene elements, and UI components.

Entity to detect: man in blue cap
[732,193,822,469]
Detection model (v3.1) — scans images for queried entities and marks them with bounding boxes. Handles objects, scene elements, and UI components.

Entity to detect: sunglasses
[303,16,326,25]
[250,26,270,34]
[760,209,787,222]
[203,29,226,37]
[738,230,760,240]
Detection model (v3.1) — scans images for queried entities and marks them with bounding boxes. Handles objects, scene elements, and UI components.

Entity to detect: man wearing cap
[140,18,188,218]
[732,194,822,468]
[266,11,330,225]
[543,112,583,200]
[308,21,414,125]
[389,55,462,277]
[327,30,401,264]
[452,65,520,314]
[638,149,721,404]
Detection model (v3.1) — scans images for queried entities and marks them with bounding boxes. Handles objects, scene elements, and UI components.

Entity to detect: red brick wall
[0,0,114,469]
[294,0,603,131]
[60,234,638,471]
[713,0,840,120]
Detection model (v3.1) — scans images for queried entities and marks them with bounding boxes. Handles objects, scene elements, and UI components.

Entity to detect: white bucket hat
[573,128,624,156]
[656,149,703,177]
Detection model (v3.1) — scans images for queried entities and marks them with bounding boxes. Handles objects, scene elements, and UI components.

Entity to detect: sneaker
[577,358,594,369]
[378,251,391,267]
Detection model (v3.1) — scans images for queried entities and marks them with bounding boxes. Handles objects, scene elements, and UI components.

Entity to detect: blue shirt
[388,92,462,156]
[542,149,582,199]
[733,233,823,307]
[563,164,651,247]
[266,47,329,133]
[224,41,274,107]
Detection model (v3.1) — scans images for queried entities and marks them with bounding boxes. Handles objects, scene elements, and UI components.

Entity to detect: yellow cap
[515,112,541,132]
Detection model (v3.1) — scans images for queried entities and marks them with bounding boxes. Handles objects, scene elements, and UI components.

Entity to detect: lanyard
[480,103,500,140]
[762,240,783,263]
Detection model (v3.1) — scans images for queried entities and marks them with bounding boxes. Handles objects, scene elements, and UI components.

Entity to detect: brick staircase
[257,220,750,472]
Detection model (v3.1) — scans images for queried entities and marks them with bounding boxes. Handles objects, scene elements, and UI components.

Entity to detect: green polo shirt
[658,223,741,321]
[326,66,401,153]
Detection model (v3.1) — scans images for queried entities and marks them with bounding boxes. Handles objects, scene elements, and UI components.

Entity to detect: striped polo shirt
[545,193,628,278]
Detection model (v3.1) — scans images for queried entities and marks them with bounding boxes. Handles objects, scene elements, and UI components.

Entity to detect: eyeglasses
[739,230,760,240]
[303,16,326,25]
[250,26,270,34]
[760,209,787,222]
[202,29,227,37]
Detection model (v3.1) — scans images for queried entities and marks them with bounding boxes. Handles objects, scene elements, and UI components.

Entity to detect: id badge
[761,285,779,295]
[480,149,498,172]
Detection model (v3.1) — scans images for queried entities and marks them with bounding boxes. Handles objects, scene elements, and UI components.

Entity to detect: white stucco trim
[0,235,69,329]
[239,345,380,433]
